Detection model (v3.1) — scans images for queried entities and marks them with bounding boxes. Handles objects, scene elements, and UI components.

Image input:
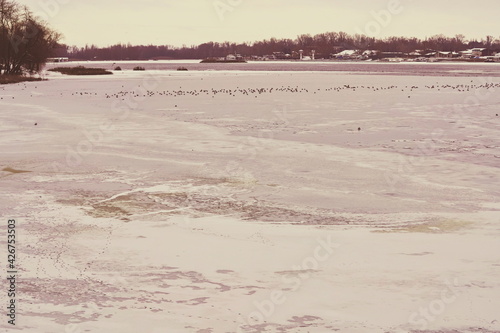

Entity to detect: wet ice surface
[1,69,499,333]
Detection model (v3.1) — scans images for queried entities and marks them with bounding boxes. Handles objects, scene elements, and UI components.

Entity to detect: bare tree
[485,35,494,48]
[0,0,60,75]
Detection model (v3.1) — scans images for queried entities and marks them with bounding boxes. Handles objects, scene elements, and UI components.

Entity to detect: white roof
[337,50,357,56]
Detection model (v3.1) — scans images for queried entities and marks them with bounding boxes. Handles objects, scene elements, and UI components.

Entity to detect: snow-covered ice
[1,68,499,333]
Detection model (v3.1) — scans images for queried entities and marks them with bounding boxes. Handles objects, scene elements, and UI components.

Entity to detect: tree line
[57,33,500,61]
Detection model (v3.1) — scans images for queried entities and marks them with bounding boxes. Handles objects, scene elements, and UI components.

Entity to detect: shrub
[0,75,44,85]
[48,66,113,75]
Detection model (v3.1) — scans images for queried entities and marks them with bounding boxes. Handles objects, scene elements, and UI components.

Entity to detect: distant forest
[54,32,500,60]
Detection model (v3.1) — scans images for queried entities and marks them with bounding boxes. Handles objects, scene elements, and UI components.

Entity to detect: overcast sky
[16,0,500,47]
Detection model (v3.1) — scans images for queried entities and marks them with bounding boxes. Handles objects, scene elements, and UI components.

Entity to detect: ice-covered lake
[1,67,499,333]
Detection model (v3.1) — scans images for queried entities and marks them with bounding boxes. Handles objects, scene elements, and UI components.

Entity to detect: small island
[49,66,113,75]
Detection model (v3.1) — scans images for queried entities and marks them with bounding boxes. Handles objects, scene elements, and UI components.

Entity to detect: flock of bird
[74,81,500,101]
[2,80,499,129]
[2,81,500,105]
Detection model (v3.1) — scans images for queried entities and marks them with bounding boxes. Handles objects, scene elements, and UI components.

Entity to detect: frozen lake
[1,68,499,333]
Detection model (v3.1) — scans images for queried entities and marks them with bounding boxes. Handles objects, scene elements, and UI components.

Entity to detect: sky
[16,0,500,47]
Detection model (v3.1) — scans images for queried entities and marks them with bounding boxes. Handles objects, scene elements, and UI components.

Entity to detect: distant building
[460,50,473,58]
[226,54,237,61]
[461,48,485,58]
[380,51,405,59]
[408,51,423,58]
[437,51,451,58]
[435,51,460,58]
[481,48,499,57]
[471,48,486,57]
[362,50,378,58]
[47,57,69,63]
